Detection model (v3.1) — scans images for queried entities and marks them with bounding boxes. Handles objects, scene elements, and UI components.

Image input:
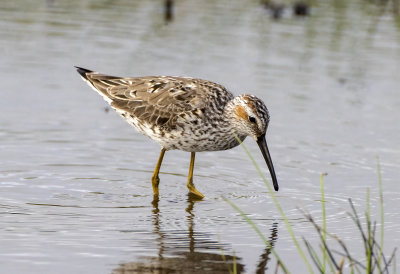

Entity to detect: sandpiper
[75,67,279,199]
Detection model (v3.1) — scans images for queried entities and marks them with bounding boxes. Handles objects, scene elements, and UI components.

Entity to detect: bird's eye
[249,116,256,123]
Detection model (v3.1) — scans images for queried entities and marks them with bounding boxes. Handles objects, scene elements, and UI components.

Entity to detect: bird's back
[76,67,239,151]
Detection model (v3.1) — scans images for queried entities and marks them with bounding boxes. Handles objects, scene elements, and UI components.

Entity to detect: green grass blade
[319,173,336,274]
[234,135,313,274]
[303,238,323,272]
[366,188,372,273]
[303,211,340,270]
[320,173,327,273]
[223,197,289,274]
[233,251,237,274]
[377,156,384,268]
[218,241,234,274]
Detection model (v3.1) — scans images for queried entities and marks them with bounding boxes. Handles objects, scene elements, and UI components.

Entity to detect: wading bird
[75,67,279,199]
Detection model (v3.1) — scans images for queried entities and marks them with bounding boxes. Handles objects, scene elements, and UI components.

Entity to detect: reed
[230,135,313,273]
[377,156,384,267]
[223,197,289,273]
[225,138,397,273]
[303,175,396,274]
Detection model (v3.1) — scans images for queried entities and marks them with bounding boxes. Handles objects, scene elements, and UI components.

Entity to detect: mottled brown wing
[81,71,230,129]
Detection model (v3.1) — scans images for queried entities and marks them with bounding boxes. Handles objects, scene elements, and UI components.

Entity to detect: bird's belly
[151,128,246,152]
[118,111,246,152]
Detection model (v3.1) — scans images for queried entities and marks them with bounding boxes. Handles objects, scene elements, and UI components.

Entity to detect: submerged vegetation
[225,138,397,273]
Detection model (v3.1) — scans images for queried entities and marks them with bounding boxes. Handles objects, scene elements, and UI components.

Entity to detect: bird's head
[232,95,270,140]
[231,94,279,191]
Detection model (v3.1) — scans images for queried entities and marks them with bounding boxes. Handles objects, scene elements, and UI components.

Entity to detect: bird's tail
[75,66,93,80]
[74,66,117,104]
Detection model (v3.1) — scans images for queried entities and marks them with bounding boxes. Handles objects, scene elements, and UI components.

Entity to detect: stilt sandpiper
[75,67,279,199]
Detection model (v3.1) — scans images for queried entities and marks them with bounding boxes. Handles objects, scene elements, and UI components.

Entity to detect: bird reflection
[164,0,174,23]
[256,222,279,274]
[151,196,165,259]
[112,196,279,273]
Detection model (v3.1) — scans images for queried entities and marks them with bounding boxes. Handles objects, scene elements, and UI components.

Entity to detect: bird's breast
[145,116,245,152]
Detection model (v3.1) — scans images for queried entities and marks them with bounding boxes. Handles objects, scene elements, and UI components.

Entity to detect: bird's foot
[151,176,160,196]
[187,184,205,199]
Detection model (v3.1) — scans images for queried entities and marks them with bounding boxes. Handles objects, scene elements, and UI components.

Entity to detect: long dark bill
[257,134,279,191]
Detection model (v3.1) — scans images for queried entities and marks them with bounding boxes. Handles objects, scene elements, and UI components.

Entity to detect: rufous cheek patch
[235,105,248,120]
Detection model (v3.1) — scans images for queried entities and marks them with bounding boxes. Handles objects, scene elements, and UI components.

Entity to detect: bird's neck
[222,97,246,142]
[223,97,238,118]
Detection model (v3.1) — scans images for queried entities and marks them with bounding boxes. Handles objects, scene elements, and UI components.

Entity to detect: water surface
[1,0,399,273]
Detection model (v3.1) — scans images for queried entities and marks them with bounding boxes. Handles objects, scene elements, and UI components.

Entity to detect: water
[1,0,399,273]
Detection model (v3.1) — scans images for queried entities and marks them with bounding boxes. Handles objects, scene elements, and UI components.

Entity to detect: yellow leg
[151,148,166,196]
[186,152,205,199]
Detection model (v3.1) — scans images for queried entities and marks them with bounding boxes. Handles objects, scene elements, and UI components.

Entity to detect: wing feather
[80,69,232,130]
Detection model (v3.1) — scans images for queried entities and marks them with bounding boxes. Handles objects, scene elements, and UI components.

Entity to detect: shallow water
[1,0,399,273]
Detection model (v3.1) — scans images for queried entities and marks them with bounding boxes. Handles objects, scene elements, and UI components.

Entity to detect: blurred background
[1,0,399,273]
